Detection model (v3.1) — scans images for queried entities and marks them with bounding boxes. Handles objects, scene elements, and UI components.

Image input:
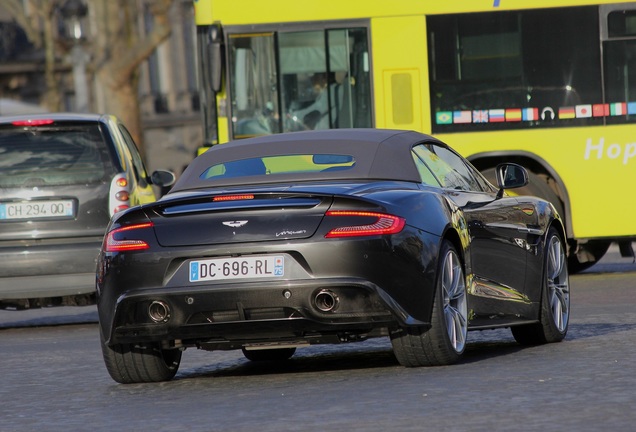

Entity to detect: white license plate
[189,256,284,282]
[0,200,74,220]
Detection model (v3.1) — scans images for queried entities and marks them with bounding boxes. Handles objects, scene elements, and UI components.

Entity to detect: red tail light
[109,174,131,216]
[104,222,154,252]
[213,194,255,202]
[324,211,406,238]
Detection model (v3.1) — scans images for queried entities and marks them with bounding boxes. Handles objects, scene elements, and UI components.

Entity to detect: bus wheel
[568,240,611,273]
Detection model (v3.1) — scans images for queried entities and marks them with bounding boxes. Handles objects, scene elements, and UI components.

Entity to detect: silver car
[0,113,174,309]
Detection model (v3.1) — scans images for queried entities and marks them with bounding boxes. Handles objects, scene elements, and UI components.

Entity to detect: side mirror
[208,24,223,92]
[150,170,176,188]
[495,163,528,198]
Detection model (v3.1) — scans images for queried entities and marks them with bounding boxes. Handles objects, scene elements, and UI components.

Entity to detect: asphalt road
[1,245,635,431]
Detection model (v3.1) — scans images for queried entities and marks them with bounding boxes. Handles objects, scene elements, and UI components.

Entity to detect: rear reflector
[104,222,154,252]
[324,211,406,238]
[11,119,55,126]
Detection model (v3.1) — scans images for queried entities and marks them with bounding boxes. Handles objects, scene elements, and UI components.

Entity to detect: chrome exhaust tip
[314,289,339,312]
[148,300,171,323]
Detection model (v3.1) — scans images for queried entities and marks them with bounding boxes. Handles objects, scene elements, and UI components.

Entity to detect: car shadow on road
[177,346,400,380]
[175,320,629,381]
[175,334,527,381]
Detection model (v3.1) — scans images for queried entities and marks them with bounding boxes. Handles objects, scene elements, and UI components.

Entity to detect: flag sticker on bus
[436,100,636,125]
[522,108,539,121]
[610,103,627,116]
[489,109,506,123]
[576,105,592,118]
[453,111,471,124]
[505,109,522,122]
[473,110,488,123]
[436,112,452,125]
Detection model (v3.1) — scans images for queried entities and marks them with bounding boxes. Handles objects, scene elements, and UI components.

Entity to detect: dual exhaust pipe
[314,289,339,313]
[147,289,340,323]
[148,300,171,323]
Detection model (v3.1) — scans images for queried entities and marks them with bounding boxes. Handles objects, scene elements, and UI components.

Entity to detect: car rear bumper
[101,278,426,346]
[0,273,95,299]
[0,236,101,299]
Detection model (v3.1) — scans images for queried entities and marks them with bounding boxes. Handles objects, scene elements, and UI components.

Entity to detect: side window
[411,147,441,187]
[413,144,485,192]
[118,125,149,187]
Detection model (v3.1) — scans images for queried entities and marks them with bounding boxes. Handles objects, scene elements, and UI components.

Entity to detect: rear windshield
[0,124,114,187]
[200,154,356,179]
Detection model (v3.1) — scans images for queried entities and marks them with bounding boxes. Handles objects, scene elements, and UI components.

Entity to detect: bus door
[226,26,373,140]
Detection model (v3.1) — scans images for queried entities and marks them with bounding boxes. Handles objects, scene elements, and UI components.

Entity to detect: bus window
[604,8,636,124]
[428,7,603,133]
[228,27,372,139]
[280,28,372,132]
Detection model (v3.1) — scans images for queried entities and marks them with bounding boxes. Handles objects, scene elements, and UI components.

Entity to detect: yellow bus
[193,0,636,271]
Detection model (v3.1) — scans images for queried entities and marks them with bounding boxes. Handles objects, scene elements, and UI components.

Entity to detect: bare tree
[91,0,174,153]
[4,0,63,111]
[3,0,176,153]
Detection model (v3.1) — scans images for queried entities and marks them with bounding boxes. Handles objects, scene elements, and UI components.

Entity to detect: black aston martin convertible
[97,129,570,383]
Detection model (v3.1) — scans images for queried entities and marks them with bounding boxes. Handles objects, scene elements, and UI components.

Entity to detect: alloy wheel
[442,250,468,353]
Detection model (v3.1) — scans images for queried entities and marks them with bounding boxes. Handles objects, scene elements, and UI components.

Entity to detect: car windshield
[0,124,114,187]
[200,153,355,179]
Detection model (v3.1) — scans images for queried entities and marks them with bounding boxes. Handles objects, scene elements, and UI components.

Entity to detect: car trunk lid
[148,192,333,246]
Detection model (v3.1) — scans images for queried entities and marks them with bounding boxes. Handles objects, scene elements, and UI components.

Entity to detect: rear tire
[512,227,570,345]
[100,330,182,384]
[391,240,467,367]
[242,347,296,362]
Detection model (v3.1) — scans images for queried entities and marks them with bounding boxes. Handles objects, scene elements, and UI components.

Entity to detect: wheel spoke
[548,237,564,280]
[546,235,569,332]
[445,306,466,350]
[552,283,569,313]
[442,250,467,352]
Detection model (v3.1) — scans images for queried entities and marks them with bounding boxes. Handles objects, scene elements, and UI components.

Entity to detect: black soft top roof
[171,129,442,192]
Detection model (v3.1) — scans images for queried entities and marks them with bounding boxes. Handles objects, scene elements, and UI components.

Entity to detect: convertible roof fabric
[171,129,443,192]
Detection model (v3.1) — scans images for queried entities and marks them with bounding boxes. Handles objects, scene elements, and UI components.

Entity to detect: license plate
[0,200,74,221]
[189,256,284,282]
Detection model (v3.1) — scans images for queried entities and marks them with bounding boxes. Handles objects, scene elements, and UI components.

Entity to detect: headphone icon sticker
[541,107,555,120]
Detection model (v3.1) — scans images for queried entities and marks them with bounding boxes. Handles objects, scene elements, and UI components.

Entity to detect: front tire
[391,240,468,367]
[100,330,182,384]
[512,227,570,345]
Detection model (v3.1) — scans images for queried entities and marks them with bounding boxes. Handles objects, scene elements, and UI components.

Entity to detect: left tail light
[109,174,131,216]
[324,210,406,238]
[104,222,154,252]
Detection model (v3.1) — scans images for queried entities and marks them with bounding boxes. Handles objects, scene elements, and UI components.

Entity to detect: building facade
[0,0,203,175]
